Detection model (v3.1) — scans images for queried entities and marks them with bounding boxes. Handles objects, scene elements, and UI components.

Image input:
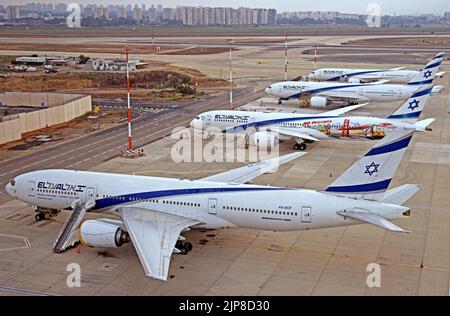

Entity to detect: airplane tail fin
[324,128,414,201]
[387,87,433,122]
[408,52,445,86]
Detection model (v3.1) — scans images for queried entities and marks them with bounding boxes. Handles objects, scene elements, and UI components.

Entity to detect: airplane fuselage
[265,81,421,102]
[308,68,418,83]
[193,110,415,141]
[7,170,407,232]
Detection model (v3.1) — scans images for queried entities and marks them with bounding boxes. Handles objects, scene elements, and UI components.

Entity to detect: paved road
[0,87,263,204]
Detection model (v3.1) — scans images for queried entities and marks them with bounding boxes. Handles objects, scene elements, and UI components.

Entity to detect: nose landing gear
[34,207,60,222]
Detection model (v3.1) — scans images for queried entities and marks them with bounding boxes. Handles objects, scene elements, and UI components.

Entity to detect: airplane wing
[317,92,369,103]
[269,126,322,142]
[337,210,409,233]
[366,79,390,85]
[119,207,200,281]
[321,103,368,116]
[201,152,305,184]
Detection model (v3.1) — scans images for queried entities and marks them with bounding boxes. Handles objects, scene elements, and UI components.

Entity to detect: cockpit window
[196,117,200,120]
[9,179,15,186]
[268,86,272,89]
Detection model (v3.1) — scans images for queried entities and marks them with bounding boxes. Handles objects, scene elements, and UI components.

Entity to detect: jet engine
[309,96,329,108]
[251,132,278,149]
[79,220,130,248]
[348,78,361,84]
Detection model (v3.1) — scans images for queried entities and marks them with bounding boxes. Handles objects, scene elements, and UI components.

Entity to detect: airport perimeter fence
[0,93,92,145]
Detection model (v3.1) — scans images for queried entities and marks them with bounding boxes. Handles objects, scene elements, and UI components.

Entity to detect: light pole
[228,38,234,110]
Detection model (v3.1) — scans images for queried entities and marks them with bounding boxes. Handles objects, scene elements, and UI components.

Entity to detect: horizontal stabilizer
[381,184,421,205]
[431,85,444,95]
[415,118,435,131]
[436,71,446,78]
[337,210,410,233]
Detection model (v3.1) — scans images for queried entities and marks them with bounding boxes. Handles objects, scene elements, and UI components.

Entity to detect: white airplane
[265,52,444,106]
[307,52,446,84]
[191,87,434,151]
[5,128,418,281]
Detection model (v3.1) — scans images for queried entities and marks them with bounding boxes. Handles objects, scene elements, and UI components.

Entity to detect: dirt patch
[1,42,190,54]
[0,69,228,92]
[345,36,450,47]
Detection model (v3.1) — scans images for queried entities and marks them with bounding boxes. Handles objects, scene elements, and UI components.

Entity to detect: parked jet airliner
[191,87,434,150]
[265,52,444,106]
[6,129,418,281]
[307,52,446,84]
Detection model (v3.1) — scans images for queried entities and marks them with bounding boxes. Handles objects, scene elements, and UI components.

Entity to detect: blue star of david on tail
[423,70,432,79]
[364,162,380,176]
[408,99,420,111]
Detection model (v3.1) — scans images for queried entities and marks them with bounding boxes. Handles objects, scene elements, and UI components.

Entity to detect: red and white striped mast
[125,44,133,151]
[284,32,288,81]
[314,31,318,70]
[228,37,234,110]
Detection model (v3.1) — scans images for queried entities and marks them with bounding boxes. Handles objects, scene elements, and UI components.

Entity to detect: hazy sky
[1,0,448,15]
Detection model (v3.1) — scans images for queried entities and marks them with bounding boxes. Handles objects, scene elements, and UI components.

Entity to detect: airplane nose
[190,119,202,130]
[265,88,271,94]
[5,183,15,197]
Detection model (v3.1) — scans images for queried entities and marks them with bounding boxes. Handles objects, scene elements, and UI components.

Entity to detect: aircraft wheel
[299,143,307,151]
[293,143,300,150]
[179,246,188,256]
[184,242,193,252]
[35,212,45,222]
[278,100,282,105]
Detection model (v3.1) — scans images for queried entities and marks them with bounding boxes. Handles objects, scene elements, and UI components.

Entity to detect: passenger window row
[223,205,297,216]
[101,195,201,208]
[37,188,77,196]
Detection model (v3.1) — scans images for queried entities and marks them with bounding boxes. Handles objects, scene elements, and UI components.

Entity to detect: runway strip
[0,285,57,296]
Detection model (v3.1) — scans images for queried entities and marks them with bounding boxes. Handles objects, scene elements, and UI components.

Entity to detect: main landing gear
[293,143,307,151]
[278,99,283,105]
[176,241,193,255]
[34,207,60,222]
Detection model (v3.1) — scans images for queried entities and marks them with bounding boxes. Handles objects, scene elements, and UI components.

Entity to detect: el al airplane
[5,128,418,281]
[265,52,444,106]
[191,87,434,151]
[307,52,446,84]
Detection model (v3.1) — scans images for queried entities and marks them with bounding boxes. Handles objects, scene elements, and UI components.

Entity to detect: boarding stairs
[53,199,95,253]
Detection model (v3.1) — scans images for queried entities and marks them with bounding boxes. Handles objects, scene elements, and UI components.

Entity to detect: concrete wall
[0,92,84,108]
[0,94,91,145]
